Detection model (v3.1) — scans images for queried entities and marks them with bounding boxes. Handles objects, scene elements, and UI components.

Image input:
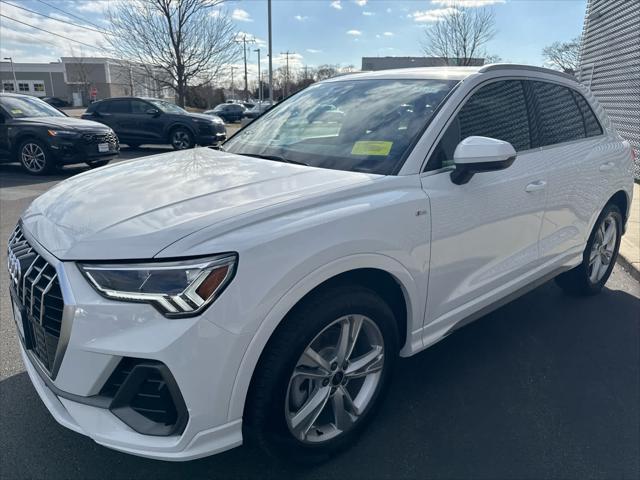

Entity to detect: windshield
[0,95,65,118]
[224,79,458,174]
[148,99,186,114]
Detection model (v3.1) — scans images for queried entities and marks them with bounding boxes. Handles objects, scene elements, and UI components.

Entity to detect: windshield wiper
[236,153,309,166]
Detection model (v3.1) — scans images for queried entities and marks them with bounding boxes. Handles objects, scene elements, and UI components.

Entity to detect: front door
[420,79,548,337]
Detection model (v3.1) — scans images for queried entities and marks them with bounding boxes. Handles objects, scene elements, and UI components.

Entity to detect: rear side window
[570,90,603,137]
[530,81,585,146]
[428,80,531,170]
[106,100,130,114]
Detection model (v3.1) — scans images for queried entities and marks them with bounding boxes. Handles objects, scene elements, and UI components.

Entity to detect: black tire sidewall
[584,204,623,291]
[18,138,53,175]
[245,286,399,462]
[170,127,193,150]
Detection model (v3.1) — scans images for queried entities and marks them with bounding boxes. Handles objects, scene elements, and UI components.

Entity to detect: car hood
[14,116,110,131]
[21,148,378,260]
[186,112,221,122]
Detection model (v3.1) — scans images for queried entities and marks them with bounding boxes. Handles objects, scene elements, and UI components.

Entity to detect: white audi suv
[7,65,634,462]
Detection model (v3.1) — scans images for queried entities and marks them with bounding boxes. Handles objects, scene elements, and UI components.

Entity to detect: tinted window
[130,99,150,114]
[428,80,530,170]
[531,81,585,146]
[107,100,130,114]
[570,90,603,137]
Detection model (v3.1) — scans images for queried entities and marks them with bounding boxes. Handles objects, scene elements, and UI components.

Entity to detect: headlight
[79,254,237,318]
[210,116,224,124]
[47,129,78,137]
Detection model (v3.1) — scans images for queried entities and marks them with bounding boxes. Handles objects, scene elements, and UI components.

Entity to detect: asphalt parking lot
[0,155,639,480]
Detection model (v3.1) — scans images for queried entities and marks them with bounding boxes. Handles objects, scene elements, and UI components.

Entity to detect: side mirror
[450,136,516,185]
[146,108,160,116]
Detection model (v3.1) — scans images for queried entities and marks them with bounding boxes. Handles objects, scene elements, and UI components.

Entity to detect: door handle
[525,180,547,193]
[599,162,615,172]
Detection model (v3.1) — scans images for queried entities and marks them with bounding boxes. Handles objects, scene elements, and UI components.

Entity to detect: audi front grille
[7,224,65,374]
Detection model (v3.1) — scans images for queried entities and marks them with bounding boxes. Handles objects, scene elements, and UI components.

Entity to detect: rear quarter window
[570,90,603,137]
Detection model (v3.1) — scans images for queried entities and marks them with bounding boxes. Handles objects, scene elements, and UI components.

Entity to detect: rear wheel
[18,139,55,175]
[244,285,398,463]
[555,203,623,296]
[170,127,193,150]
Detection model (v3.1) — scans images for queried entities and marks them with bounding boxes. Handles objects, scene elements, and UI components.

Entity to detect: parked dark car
[0,93,119,175]
[243,102,274,119]
[42,96,70,108]
[82,97,226,150]
[205,103,247,123]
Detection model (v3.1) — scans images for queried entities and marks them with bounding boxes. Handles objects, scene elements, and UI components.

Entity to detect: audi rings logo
[7,249,21,289]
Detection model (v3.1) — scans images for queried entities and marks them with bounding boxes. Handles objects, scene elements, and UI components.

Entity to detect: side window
[531,81,585,146]
[107,100,130,114]
[130,99,150,114]
[570,90,603,137]
[428,80,530,170]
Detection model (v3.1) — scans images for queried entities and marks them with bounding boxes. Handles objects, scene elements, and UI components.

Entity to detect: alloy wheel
[171,130,191,150]
[285,314,385,443]
[588,212,617,284]
[21,143,47,173]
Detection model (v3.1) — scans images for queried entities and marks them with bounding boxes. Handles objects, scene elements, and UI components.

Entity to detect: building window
[18,83,30,92]
[33,82,45,92]
[2,82,14,91]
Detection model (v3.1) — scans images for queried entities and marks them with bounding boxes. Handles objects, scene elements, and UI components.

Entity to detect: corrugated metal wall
[579,0,640,179]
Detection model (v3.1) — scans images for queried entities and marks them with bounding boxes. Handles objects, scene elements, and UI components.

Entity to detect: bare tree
[422,3,497,66]
[542,37,581,74]
[106,0,240,106]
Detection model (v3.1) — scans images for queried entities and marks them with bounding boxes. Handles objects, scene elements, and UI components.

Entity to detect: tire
[244,285,399,463]
[555,203,623,296]
[86,160,110,169]
[17,138,55,175]
[169,127,193,150]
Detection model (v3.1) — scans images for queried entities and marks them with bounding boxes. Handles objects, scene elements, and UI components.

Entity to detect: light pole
[267,0,273,103]
[254,48,262,103]
[4,57,18,92]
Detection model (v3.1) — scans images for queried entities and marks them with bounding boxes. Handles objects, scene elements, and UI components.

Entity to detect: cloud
[383,31,394,36]
[408,7,457,22]
[294,15,309,21]
[363,11,374,16]
[232,8,253,22]
[330,1,342,10]
[346,29,362,36]
[355,0,368,5]
[431,0,506,6]
[306,48,322,53]
[74,1,110,14]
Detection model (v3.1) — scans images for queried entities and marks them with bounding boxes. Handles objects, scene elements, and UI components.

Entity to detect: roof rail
[478,63,577,81]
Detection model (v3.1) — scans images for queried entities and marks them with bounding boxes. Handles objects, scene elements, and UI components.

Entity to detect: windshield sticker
[10,109,23,115]
[351,141,392,156]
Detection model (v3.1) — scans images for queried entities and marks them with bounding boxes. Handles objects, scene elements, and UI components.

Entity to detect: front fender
[225,252,424,421]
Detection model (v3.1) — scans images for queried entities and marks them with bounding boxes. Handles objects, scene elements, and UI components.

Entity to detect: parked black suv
[0,93,119,175]
[206,103,247,123]
[82,97,226,150]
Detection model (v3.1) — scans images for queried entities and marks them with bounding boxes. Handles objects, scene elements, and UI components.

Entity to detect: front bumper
[11,226,252,461]
[49,132,119,165]
[196,124,226,145]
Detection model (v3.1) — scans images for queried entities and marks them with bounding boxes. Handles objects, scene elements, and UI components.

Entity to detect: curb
[617,255,640,282]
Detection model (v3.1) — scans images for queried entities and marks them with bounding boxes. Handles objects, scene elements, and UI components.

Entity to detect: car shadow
[1,278,638,479]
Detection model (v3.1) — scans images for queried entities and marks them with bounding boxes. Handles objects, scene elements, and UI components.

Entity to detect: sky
[0,0,588,82]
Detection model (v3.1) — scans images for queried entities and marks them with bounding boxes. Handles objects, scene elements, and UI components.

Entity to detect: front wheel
[555,203,623,296]
[170,127,193,150]
[244,285,398,463]
[18,139,55,175]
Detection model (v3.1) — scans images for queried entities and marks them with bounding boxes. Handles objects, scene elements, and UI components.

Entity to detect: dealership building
[0,57,173,106]
[578,0,639,178]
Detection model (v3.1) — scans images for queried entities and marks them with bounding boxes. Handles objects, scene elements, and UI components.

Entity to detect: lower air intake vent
[100,358,188,436]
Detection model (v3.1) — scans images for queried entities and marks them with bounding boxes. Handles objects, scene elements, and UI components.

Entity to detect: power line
[35,0,106,31]
[0,13,108,52]
[0,0,110,35]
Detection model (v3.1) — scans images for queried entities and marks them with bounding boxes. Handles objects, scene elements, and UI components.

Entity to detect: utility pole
[3,57,17,91]
[235,34,254,102]
[281,51,295,98]
[230,66,239,100]
[253,48,262,103]
[267,0,273,104]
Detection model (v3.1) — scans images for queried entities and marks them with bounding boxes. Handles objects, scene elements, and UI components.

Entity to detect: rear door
[420,79,548,329]
[526,80,607,263]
